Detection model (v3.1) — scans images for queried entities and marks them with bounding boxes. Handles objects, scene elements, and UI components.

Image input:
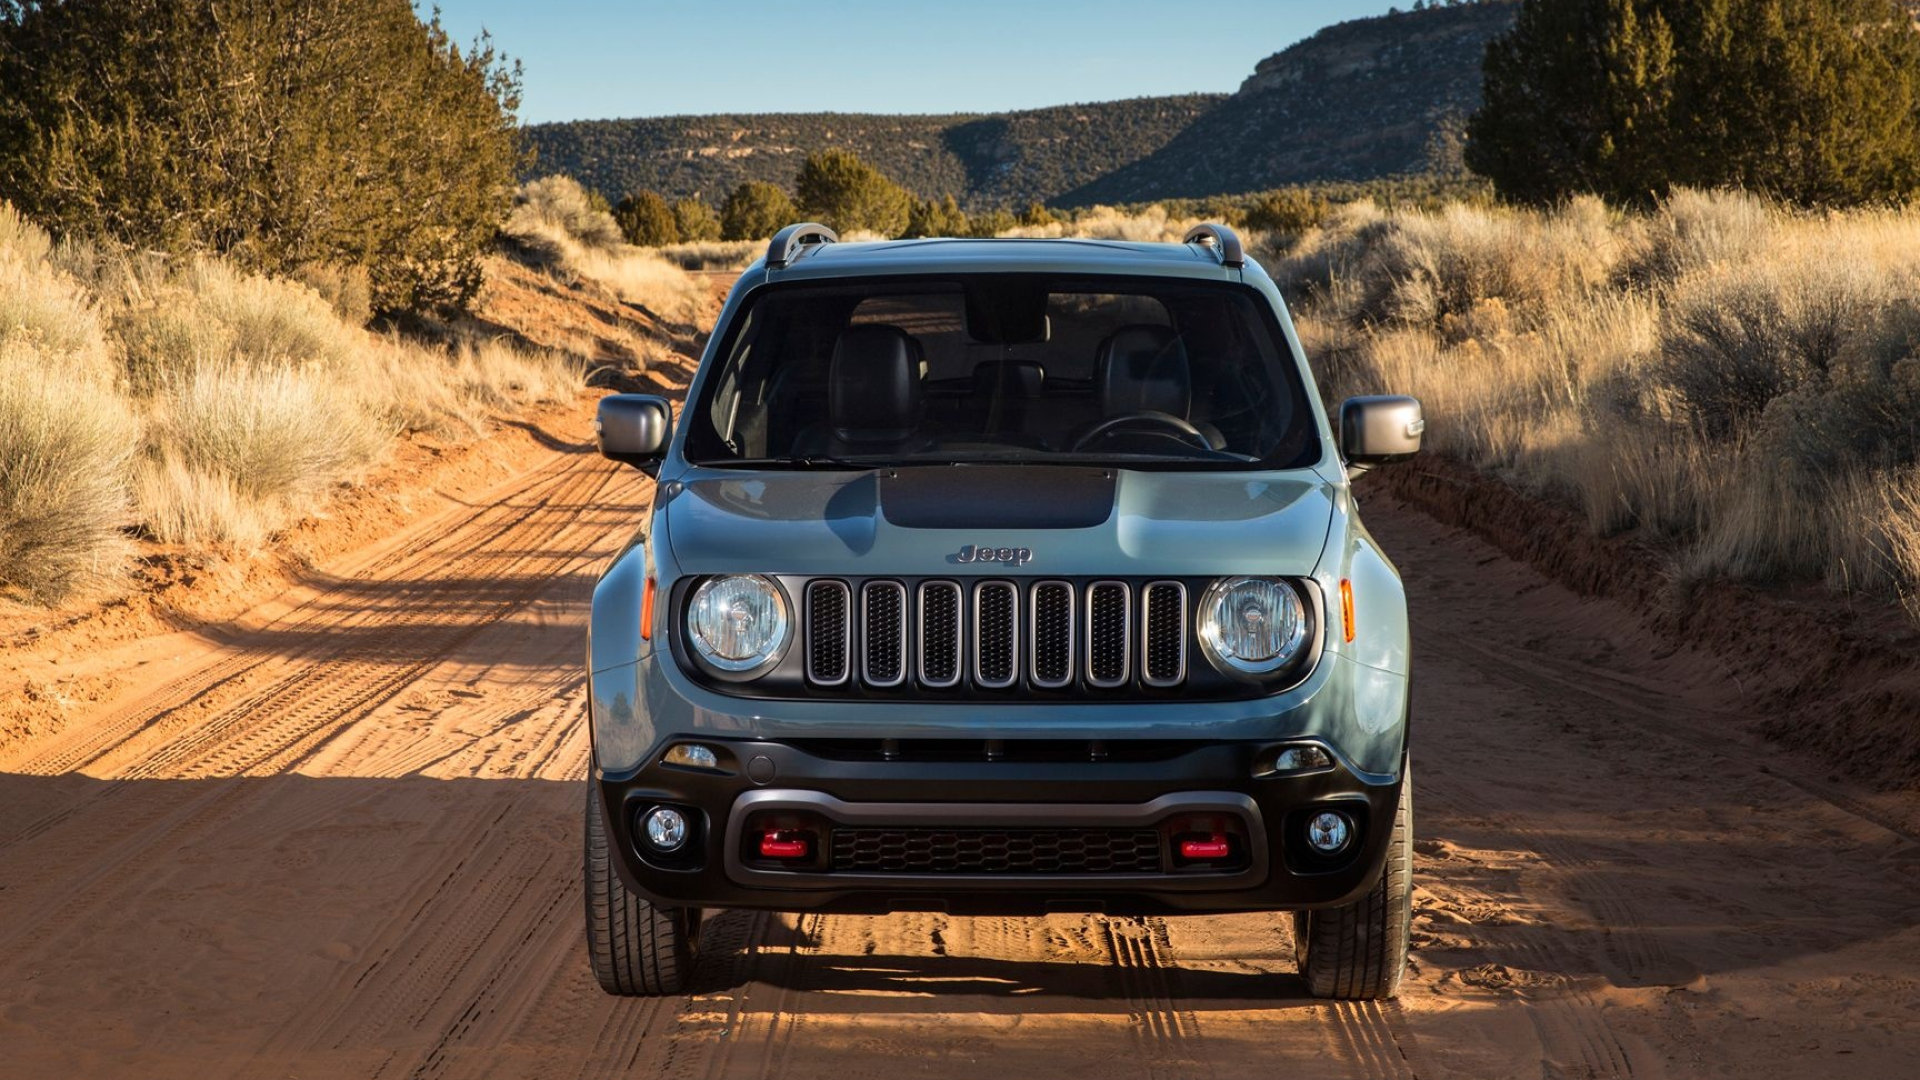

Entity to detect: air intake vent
[804,580,851,686]
[917,581,963,688]
[1085,581,1131,687]
[1029,581,1075,688]
[861,581,907,687]
[1141,581,1188,686]
[973,581,1019,688]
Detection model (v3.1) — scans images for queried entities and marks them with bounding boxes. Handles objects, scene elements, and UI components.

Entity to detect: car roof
[747,236,1251,285]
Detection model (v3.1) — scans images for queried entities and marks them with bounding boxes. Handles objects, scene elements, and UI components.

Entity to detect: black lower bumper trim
[599,737,1402,916]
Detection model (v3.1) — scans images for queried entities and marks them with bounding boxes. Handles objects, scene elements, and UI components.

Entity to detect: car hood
[661,464,1337,578]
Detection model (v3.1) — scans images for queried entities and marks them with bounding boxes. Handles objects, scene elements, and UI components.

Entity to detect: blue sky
[433,1,1405,124]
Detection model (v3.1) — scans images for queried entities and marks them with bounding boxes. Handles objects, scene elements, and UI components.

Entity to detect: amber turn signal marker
[640,576,656,641]
[1340,579,1355,643]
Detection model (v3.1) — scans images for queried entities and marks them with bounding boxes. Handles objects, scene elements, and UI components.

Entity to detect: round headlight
[1198,576,1310,675]
[687,575,790,672]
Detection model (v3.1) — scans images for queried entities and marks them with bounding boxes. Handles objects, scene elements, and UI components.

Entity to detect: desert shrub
[1274,188,1920,621]
[720,181,798,241]
[1243,188,1331,236]
[904,195,970,238]
[501,181,708,322]
[794,150,912,237]
[671,198,721,243]
[0,0,523,314]
[1018,202,1056,228]
[513,176,624,252]
[0,349,137,600]
[615,191,679,247]
[151,364,379,507]
[291,263,374,326]
[658,239,762,271]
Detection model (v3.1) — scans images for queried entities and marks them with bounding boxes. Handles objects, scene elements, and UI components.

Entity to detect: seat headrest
[829,324,923,443]
[971,360,1046,400]
[1096,324,1190,418]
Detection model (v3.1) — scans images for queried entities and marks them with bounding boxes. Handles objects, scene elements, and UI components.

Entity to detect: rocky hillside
[526,97,1223,211]
[1065,1,1517,203]
[527,1,1518,208]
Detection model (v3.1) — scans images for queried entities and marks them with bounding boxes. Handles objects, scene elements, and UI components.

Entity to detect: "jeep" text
[953,544,1034,566]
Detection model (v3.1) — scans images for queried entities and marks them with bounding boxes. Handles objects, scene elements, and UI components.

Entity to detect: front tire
[1293,773,1413,1000]
[584,784,699,995]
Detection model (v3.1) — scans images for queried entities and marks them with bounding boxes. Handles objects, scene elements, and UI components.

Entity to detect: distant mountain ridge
[525,1,1518,208]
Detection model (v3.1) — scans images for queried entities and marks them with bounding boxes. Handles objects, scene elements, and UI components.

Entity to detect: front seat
[789,324,927,458]
[1085,324,1225,449]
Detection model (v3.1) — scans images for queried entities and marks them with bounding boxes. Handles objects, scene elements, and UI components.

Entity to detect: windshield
[684,274,1322,469]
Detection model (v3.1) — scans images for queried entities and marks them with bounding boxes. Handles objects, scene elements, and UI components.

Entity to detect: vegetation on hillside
[0,203,585,603]
[1469,0,1920,206]
[1266,191,1920,623]
[0,0,524,315]
[524,97,1226,211]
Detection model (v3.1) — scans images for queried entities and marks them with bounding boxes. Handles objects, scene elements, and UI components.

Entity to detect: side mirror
[1339,395,1424,472]
[596,394,672,474]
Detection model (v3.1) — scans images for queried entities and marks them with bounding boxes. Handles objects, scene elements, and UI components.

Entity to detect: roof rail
[1182,223,1244,268]
[766,222,838,268]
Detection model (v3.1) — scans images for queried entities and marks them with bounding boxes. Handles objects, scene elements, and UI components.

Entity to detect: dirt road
[2,409,1917,1080]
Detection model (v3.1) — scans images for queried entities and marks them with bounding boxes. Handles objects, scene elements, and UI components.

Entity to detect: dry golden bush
[503,176,709,324]
[1275,189,1920,623]
[0,199,588,587]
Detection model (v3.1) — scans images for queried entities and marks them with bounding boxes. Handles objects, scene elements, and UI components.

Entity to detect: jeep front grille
[830,826,1163,874]
[804,578,1189,694]
[804,580,851,686]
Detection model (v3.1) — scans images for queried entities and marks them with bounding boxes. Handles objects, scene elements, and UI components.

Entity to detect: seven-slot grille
[805,579,1189,693]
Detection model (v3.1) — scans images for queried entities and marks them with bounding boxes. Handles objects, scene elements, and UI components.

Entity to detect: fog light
[643,806,689,851]
[759,831,811,859]
[1306,810,1352,854]
[1178,832,1233,860]
[664,743,720,771]
[1273,745,1332,772]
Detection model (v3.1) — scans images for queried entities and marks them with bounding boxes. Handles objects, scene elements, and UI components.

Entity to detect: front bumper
[597,737,1404,916]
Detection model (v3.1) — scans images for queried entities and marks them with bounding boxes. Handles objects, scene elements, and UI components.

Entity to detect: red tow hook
[759,831,811,859]
[1178,832,1232,860]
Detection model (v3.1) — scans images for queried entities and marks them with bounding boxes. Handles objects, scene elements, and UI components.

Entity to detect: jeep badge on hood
[953,544,1033,566]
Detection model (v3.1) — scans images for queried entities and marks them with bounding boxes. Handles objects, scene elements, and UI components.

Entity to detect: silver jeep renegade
[585,223,1423,1000]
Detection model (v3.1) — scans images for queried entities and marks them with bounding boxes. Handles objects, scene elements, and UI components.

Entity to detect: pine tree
[1466,0,1676,205]
[671,198,721,242]
[613,191,678,246]
[794,150,912,237]
[1467,0,1920,207]
[719,181,798,241]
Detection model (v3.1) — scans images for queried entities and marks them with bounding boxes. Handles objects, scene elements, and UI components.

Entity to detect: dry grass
[503,175,709,324]
[0,201,590,597]
[660,239,761,271]
[1275,189,1920,623]
[0,348,136,600]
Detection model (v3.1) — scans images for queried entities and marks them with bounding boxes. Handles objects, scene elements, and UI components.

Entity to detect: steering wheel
[1070,410,1211,452]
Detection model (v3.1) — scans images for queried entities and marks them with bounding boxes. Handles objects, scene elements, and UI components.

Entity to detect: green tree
[1467,0,1920,207]
[614,190,678,246]
[671,197,721,242]
[719,181,797,241]
[0,0,522,313]
[794,149,912,236]
[1242,188,1332,234]
[1466,0,1676,206]
[1017,201,1056,228]
[904,194,970,238]
[1673,0,1920,206]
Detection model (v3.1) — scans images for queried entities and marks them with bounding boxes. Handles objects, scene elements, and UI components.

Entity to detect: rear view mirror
[1339,395,1423,471]
[596,394,672,474]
